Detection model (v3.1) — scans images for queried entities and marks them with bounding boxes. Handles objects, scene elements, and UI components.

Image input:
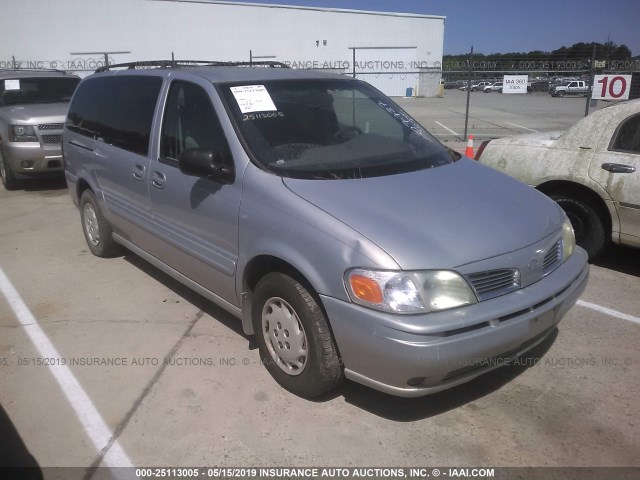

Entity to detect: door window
[160,81,228,163]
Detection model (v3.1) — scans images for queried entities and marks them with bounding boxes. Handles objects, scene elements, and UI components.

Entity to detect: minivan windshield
[0,76,80,106]
[220,79,459,179]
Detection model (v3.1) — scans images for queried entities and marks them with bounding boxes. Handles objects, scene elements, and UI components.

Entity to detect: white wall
[1,0,444,96]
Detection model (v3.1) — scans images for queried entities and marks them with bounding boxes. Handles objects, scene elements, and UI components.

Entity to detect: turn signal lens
[562,218,575,261]
[349,275,384,304]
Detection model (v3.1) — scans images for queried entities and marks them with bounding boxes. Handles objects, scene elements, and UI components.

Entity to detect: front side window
[220,79,457,180]
[161,81,228,162]
[0,76,79,106]
[610,113,640,154]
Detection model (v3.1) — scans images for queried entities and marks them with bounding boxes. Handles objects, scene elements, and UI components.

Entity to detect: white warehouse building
[1,0,445,97]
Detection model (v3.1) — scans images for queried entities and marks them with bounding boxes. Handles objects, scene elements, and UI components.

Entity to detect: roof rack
[95,60,289,73]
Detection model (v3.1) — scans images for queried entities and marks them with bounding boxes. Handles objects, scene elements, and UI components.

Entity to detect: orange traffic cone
[465,134,475,157]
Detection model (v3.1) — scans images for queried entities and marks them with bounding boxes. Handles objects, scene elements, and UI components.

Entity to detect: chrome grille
[41,134,62,144]
[38,123,64,130]
[466,269,520,301]
[543,240,562,275]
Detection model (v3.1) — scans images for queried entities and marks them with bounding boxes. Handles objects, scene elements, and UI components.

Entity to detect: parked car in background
[444,79,466,90]
[530,80,550,92]
[0,69,80,189]
[476,99,640,259]
[484,82,503,93]
[460,81,493,92]
[550,80,589,97]
[64,61,588,398]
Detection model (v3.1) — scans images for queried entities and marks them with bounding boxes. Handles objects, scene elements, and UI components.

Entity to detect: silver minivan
[64,62,589,398]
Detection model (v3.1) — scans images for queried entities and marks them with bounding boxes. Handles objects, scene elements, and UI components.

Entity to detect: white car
[460,81,493,92]
[484,82,503,93]
[476,99,640,258]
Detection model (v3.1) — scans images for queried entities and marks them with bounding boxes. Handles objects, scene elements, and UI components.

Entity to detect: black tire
[557,91,565,97]
[0,149,21,191]
[79,190,120,257]
[252,272,343,398]
[550,194,607,259]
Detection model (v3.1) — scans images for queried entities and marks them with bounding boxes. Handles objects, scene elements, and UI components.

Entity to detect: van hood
[282,158,564,269]
[0,103,69,124]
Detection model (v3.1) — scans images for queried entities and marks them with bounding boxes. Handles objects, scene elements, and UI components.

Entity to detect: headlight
[562,218,575,261]
[345,268,478,314]
[9,125,38,142]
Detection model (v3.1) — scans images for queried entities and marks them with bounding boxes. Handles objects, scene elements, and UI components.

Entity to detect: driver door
[146,79,242,305]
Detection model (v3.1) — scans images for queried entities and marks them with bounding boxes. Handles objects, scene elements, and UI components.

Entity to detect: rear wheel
[0,149,21,190]
[79,190,121,257]
[550,194,607,259]
[252,272,343,398]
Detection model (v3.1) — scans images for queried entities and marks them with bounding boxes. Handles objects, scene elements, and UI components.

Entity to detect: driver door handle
[602,163,636,174]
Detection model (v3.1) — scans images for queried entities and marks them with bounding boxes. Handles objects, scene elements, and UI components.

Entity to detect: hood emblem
[527,258,541,271]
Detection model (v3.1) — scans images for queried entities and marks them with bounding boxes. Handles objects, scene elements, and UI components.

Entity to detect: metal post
[464,46,474,140]
[12,56,16,70]
[104,53,109,69]
[352,48,356,78]
[585,44,596,117]
[250,50,253,67]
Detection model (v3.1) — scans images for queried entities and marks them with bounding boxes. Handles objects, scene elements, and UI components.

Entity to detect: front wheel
[252,272,343,398]
[550,194,607,259]
[0,149,21,190]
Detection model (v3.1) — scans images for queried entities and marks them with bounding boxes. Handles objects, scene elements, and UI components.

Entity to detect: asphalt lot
[396,90,604,152]
[1,95,639,477]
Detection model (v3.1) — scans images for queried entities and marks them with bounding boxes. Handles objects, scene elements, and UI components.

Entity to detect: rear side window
[610,113,640,154]
[66,75,162,156]
[67,77,110,138]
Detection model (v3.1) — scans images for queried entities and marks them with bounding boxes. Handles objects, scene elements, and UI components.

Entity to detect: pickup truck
[550,80,589,97]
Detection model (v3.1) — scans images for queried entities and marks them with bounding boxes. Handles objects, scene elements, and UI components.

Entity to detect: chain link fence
[355,54,640,152]
[3,51,638,153]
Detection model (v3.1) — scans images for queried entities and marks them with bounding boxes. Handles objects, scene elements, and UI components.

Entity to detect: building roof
[153,0,446,20]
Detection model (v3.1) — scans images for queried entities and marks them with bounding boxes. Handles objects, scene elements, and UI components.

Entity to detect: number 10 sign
[592,75,632,100]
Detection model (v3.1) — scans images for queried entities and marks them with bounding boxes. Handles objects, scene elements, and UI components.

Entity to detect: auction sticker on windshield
[230,85,277,113]
[4,79,20,90]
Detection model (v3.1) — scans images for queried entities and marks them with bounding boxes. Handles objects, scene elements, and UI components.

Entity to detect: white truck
[550,80,589,97]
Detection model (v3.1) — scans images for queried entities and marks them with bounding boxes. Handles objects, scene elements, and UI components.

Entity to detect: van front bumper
[321,247,589,397]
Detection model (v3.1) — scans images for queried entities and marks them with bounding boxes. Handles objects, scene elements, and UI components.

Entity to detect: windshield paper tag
[231,85,277,113]
[4,79,20,91]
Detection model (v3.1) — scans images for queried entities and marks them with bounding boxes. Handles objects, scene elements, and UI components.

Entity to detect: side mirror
[179,148,235,183]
